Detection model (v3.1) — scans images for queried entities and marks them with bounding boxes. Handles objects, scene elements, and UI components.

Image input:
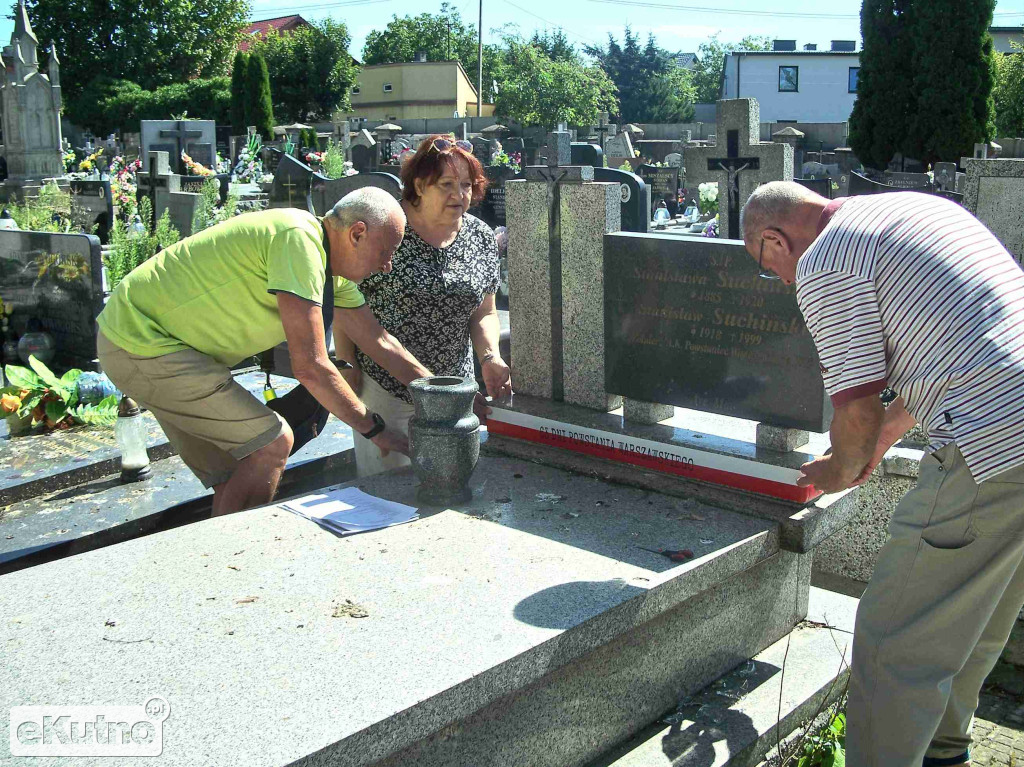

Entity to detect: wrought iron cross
[707,129,761,240]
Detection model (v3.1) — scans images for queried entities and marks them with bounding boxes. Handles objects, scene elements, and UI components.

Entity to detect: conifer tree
[245,52,275,141]
[229,51,248,135]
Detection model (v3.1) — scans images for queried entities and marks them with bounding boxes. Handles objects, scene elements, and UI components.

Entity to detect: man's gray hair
[326,187,403,230]
[740,181,818,245]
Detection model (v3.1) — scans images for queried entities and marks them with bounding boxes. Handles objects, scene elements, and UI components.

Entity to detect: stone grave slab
[139,120,215,174]
[351,145,376,174]
[0,454,813,767]
[961,158,1024,264]
[0,229,103,369]
[638,164,681,217]
[311,171,402,217]
[166,191,202,238]
[594,167,651,233]
[178,173,230,205]
[603,232,831,433]
[684,99,793,240]
[268,153,317,213]
[69,178,114,242]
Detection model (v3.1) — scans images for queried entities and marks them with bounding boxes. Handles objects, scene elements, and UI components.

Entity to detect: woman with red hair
[337,134,513,477]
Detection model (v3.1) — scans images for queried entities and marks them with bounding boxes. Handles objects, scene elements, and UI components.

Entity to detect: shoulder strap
[322,225,335,333]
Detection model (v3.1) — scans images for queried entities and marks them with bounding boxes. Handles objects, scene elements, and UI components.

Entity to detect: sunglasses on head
[430,137,473,153]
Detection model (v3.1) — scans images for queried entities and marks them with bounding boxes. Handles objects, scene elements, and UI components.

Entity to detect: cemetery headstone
[471,137,492,165]
[351,144,376,174]
[570,143,603,167]
[664,152,683,168]
[178,174,230,206]
[882,170,933,189]
[139,120,216,174]
[166,192,203,238]
[0,229,104,369]
[933,162,958,192]
[604,232,831,431]
[215,126,231,163]
[961,157,1024,264]
[974,143,989,160]
[310,172,402,217]
[594,167,650,233]
[637,164,680,217]
[605,133,634,166]
[268,153,316,214]
[469,166,519,229]
[794,177,833,199]
[262,146,284,175]
[683,99,794,240]
[136,151,180,228]
[69,178,114,243]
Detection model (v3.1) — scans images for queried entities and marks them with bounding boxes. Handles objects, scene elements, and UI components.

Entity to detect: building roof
[239,15,309,51]
[729,50,859,56]
[674,52,697,69]
[990,26,1024,33]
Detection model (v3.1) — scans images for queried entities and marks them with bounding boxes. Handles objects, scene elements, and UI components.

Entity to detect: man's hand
[371,426,408,458]
[797,455,852,493]
[482,357,512,401]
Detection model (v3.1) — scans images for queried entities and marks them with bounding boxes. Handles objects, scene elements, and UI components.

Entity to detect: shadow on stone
[513,579,646,629]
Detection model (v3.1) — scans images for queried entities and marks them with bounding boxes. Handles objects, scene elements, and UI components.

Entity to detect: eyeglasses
[430,137,473,153]
[758,237,781,281]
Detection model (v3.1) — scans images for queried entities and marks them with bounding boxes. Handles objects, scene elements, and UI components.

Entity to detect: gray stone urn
[408,376,480,505]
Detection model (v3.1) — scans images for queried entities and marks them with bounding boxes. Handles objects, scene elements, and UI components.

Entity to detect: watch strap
[360,412,386,440]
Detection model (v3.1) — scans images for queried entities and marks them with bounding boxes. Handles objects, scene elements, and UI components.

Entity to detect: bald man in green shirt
[97,188,431,514]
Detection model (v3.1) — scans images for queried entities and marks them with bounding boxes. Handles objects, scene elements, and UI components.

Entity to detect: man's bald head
[740,181,820,248]
[325,187,407,281]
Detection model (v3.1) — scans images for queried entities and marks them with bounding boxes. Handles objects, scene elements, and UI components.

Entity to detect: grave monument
[0,0,64,188]
[684,99,793,240]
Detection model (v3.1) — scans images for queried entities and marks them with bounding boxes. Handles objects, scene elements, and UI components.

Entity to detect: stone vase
[408,376,480,505]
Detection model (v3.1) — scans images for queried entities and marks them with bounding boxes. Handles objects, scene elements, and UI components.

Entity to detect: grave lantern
[0,208,18,230]
[116,395,151,482]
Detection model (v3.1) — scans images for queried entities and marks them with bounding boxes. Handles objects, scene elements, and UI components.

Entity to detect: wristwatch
[360,412,386,440]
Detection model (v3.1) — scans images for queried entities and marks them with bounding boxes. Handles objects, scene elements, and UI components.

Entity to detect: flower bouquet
[232,134,265,184]
[182,152,215,177]
[2,356,119,433]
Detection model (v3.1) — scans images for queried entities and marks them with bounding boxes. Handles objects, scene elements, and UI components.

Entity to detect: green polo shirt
[97,209,365,366]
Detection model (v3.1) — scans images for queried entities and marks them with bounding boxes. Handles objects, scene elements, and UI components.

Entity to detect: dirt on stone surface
[972,666,1024,767]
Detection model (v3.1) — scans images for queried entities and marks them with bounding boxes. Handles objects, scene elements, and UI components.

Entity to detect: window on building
[848,67,860,93]
[779,66,799,92]
[383,83,393,93]
[352,86,361,95]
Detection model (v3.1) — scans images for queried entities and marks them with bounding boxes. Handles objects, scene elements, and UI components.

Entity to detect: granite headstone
[69,179,114,243]
[310,172,402,217]
[594,167,650,234]
[637,164,680,217]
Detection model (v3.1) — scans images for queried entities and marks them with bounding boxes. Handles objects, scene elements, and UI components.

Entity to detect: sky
[1,0,1023,62]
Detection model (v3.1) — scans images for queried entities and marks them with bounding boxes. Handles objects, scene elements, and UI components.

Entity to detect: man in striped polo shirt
[741,181,1024,767]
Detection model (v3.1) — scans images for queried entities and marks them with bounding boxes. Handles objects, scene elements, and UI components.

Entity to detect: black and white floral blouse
[357,213,500,403]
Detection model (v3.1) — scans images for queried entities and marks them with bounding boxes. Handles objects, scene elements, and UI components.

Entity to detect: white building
[990,26,1023,53]
[720,41,860,124]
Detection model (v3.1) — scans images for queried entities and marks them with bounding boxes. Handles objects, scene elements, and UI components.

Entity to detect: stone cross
[159,121,203,165]
[683,99,793,241]
[592,113,614,150]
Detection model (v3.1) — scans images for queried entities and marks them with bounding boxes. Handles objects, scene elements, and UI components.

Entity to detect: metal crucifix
[707,129,760,240]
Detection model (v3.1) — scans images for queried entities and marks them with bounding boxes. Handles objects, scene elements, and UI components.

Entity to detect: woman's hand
[482,357,512,402]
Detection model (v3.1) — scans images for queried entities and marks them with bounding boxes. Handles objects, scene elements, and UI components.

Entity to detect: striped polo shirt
[797,192,1024,482]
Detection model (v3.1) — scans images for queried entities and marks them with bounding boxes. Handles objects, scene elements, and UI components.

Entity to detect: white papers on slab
[279,487,419,535]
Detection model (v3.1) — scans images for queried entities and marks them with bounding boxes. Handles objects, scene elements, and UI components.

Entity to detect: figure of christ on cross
[706,129,760,240]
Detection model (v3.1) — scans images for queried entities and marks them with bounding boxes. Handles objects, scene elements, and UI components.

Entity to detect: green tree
[994,37,1024,136]
[849,0,918,168]
[493,34,617,128]
[585,28,695,123]
[529,29,576,62]
[690,34,771,104]
[25,0,248,125]
[907,0,996,164]
[362,4,500,101]
[245,52,275,140]
[248,19,360,122]
[230,51,248,134]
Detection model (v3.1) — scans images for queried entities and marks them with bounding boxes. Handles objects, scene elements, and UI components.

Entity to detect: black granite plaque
[69,179,114,243]
[604,232,832,431]
[469,166,519,229]
[215,125,232,162]
[0,230,104,369]
[570,142,603,167]
[310,171,402,217]
[350,145,376,174]
[637,164,680,216]
[794,177,833,199]
[268,154,316,214]
[178,174,230,205]
[594,167,650,234]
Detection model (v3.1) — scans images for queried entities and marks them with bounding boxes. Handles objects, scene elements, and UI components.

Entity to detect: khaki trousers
[847,443,1024,766]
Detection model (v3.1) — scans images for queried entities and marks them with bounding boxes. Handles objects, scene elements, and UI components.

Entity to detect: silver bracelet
[480,352,495,363]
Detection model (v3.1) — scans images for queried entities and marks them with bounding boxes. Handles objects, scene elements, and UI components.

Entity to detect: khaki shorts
[97,332,285,488]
